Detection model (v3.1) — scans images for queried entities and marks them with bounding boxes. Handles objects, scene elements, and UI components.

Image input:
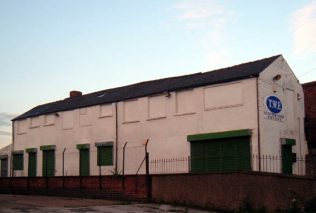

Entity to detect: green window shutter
[42,150,55,177]
[97,146,113,166]
[13,153,24,170]
[28,152,37,177]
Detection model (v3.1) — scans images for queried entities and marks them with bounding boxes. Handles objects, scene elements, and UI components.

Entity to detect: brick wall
[303,81,316,149]
[152,172,316,212]
[0,175,147,201]
[2,172,316,211]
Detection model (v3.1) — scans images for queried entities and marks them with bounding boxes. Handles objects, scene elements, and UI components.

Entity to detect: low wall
[0,175,147,201]
[306,154,316,177]
[152,172,316,212]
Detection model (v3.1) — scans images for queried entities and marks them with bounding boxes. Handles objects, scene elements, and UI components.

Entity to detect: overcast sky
[1,0,316,148]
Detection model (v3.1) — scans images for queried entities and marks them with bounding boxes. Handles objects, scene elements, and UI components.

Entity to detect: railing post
[122,142,127,189]
[145,152,151,201]
[62,148,66,189]
[98,147,102,189]
[45,152,48,189]
[188,156,191,173]
[143,139,151,201]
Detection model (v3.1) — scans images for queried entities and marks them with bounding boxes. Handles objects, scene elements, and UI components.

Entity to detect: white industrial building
[4,55,307,177]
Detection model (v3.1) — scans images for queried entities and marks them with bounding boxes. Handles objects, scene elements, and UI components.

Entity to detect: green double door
[42,150,55,177]
[79,149,90,176]
[191,136,251,173]
[28,152,37,177]
[282,145,293,175]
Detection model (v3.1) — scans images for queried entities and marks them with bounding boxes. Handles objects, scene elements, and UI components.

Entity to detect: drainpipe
[62,148,66,188]
[11,121,15,178]
[298,117,302,157]
[256,78,262,171]
[115,102,118,174]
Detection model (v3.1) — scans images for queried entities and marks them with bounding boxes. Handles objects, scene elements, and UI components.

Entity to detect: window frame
[13,152,24,170]
[95,142,113,166]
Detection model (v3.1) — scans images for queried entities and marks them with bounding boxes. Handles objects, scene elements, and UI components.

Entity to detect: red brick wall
[303,81,316,149]
[152,172,316,212]
[0,175,147,200]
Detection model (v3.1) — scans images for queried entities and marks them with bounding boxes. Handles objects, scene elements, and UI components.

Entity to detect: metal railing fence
[149,154,307,176]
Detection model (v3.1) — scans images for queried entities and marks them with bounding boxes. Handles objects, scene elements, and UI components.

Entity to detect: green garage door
[191,136,251,173]
[79,149,90,176]
[42,150,55,177]
[28,152,37,177]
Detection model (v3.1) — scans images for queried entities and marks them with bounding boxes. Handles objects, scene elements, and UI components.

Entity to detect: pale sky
[1,0,316,148]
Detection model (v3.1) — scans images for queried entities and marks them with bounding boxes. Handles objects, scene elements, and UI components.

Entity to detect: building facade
[303,81,316,151]
[10,55,308,177]
[0,144,11,177]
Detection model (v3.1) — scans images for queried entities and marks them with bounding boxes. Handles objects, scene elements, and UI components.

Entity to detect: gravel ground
[0,194,217,213]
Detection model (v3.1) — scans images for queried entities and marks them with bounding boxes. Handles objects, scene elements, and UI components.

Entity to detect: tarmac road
[0,194,216,213]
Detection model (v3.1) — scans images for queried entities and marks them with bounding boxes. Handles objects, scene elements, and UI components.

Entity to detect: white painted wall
[13,78,260,176]
[13,104,116,176]
[258,56,308,174]
[118,79,260,174]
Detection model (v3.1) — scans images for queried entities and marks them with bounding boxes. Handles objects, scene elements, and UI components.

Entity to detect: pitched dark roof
[13,55,281,121]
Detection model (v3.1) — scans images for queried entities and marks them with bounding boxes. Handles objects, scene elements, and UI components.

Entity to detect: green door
[191,136,251,173]
[205,140,221,172]
[79,149,90,176]
[28,152,37,177]
[1,158,8,177]
[282,145,292,175]
[191,141,206,172]
[42,150,55,177]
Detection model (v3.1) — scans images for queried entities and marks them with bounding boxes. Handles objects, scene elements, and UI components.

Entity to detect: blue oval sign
[266,96,282,113]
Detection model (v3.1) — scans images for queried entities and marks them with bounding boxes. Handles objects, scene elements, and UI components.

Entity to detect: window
[79,108,92,126]
[30,117,40,128]
[96,144,113,166]
[44,114,55,126]
[13,153,24,170]
[99,104,113,118]
[123,99,139,123]
[148,95,166,120]
[204,82,243,110]
[80,108,87,115]
[63,111,74,129]
[176,90,196,115]
[17,119,27,134]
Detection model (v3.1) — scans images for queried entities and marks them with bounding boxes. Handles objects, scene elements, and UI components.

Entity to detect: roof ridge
[75,54,281,98]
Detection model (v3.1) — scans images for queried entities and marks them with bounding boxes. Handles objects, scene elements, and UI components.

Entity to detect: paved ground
[0,194,216,213]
